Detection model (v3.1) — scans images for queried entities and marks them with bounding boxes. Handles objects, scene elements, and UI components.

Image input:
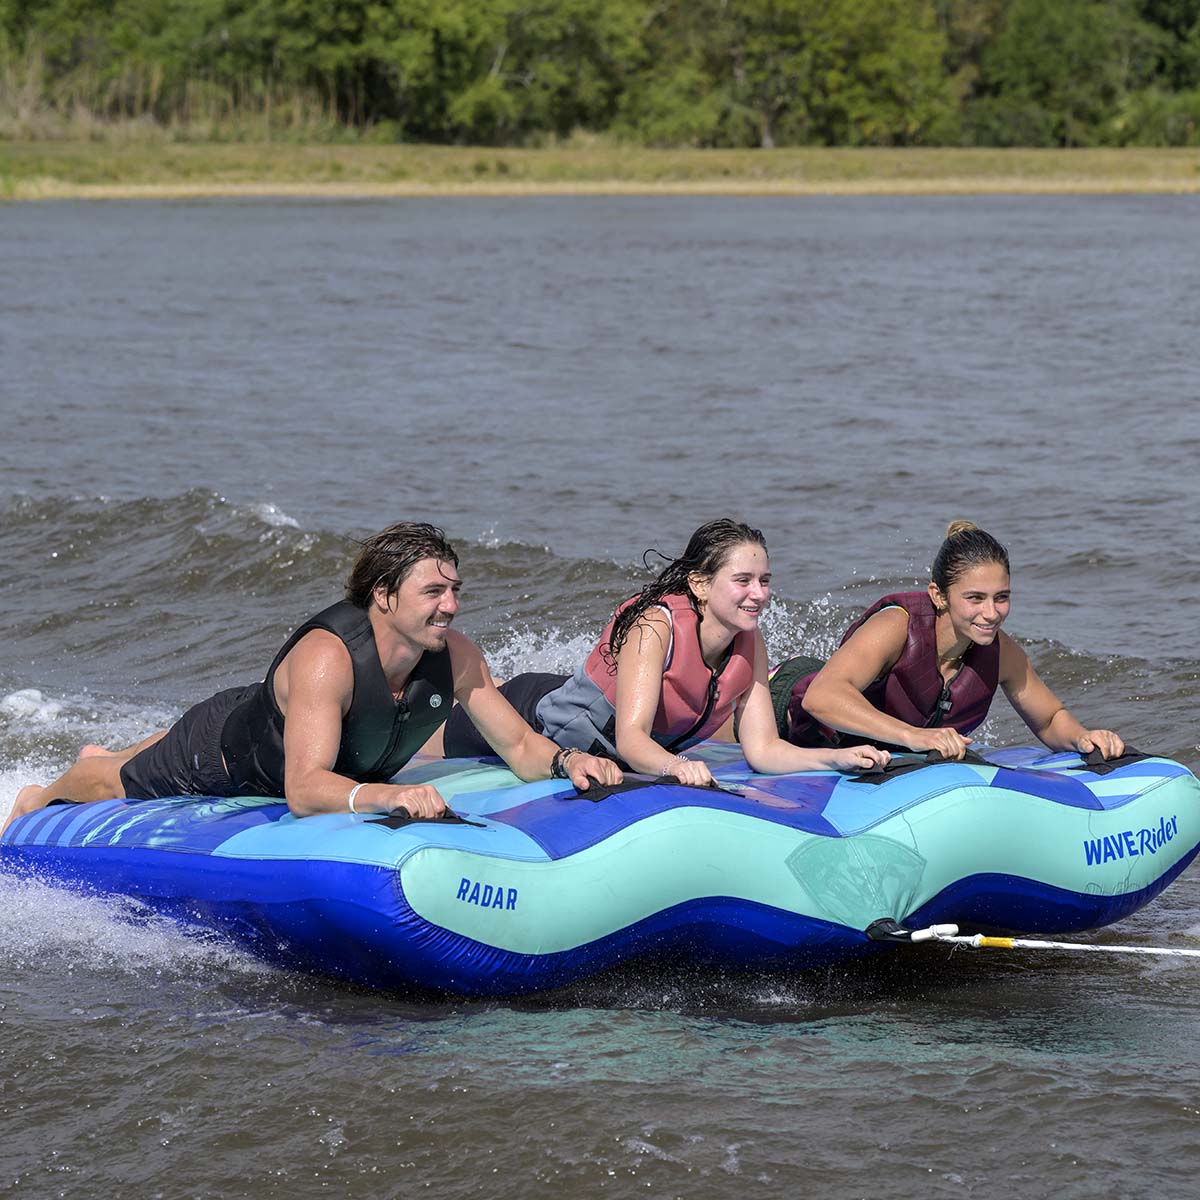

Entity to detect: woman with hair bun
[443,518,889,784]
[771,521,1125,761]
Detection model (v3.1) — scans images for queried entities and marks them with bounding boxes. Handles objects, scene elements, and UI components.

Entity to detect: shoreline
[11,178,1200,200]
[4,143,1199,200]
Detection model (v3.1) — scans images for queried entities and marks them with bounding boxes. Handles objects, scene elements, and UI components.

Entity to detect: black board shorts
[765,654,826,740]
[120,684,256,800]
[441,672,569,759]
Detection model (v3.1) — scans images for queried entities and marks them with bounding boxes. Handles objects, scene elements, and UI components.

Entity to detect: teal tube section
[401,771,1200,954]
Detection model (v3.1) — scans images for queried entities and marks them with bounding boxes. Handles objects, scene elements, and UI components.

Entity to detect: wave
[0,868,274,983]
[0,684,176,739]
[0,489,1173,662]
[0,488,345,594]
[0,489,644,611]
[0,491,1192,769]
[0,491,363,703]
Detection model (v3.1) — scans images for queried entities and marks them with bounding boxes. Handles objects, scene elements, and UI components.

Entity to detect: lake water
[2,195,1199,1199]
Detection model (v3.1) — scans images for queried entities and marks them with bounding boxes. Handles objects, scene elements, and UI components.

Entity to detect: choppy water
[2,195,1198,1199]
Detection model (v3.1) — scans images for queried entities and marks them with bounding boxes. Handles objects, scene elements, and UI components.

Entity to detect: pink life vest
[535,591,756,760]
[784,590,999,747]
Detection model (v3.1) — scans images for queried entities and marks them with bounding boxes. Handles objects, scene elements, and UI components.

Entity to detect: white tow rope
[905,923,1200,960]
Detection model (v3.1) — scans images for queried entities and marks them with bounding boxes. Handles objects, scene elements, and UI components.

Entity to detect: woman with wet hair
[443,518,888,784]
[771,521,1124,761]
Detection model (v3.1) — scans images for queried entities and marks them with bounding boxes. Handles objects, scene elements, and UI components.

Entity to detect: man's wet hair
[345,522,459,608]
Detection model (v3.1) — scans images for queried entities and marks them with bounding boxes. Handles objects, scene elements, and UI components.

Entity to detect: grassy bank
[3,142,1200,199]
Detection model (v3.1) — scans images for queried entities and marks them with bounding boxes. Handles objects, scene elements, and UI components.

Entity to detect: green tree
[932,0,1010,108]
[621,0,954,146]
[435,0,647,142]
[1136,0,1200,87]
[971,0,1166,144]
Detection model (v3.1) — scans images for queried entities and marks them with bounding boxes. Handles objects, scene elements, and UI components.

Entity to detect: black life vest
[220,600,453,796]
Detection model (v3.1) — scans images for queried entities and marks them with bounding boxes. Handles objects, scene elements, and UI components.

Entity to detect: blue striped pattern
[3,747,1197,995]
[5,753,1188,861]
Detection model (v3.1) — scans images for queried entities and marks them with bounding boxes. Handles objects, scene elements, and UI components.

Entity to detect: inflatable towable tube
[3,743,1199,996]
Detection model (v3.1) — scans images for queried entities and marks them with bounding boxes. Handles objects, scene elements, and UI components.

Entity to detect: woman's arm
[802,608,973,759]
[613,608,716,786]
[738,633,890,773]
[449,631,621,789]
[998,633,1124,757]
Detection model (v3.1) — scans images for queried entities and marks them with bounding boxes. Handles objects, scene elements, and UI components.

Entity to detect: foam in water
[204,493,318,552]
[483,627,600,679]
[1,687,176,762]
[0,690,178,823]
[759,596,838,661]
[477,527,535,551]
[244,501,301,530]
[0,869,272,981]
[0,688,65,723]
[478,596,843,681]
[1,749,273,982]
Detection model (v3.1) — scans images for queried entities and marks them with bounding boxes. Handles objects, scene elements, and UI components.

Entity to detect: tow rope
[865,917,1200,960]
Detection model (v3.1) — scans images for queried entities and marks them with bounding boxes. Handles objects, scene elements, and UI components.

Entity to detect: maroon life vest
[784,590,999,747]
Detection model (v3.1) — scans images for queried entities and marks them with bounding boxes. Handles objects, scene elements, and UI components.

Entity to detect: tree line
[3,0,1199,146]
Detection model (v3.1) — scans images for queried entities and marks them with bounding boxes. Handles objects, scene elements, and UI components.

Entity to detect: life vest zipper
[369,698,411,780]
[922,664,964,729]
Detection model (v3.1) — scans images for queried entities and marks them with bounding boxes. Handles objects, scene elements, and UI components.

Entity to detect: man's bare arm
[279,631,446,817]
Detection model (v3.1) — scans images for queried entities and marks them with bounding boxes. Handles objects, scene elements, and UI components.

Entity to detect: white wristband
[348,783,366,814]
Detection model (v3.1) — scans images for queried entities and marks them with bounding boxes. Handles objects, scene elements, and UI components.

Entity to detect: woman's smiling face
[932,560,1011,646]
[693,542,771,634]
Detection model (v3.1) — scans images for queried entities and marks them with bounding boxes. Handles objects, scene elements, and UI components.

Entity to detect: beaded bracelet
[659,755,691,776]
[550,747,581,779]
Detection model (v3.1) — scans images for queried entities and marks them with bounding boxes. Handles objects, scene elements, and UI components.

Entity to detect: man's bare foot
[77,731,167,764]
[3,784,46,836]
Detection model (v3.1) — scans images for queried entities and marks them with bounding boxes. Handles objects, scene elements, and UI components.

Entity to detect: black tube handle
[1079,746,1148,775]
[849,747,992,784]
[369,806,484,829]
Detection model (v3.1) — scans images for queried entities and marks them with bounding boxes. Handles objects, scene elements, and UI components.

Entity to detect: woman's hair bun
[944,519,980,539]
[932,522,1009,591]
